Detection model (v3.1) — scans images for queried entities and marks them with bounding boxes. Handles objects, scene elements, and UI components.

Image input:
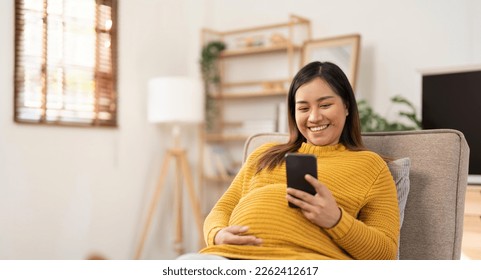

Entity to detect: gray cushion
[387,157,411,259]
[387,157,411,228]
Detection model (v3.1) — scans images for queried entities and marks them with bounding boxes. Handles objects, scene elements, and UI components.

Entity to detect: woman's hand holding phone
[286,174,342,229]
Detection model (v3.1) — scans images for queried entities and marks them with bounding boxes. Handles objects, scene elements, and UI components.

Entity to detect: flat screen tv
[422,66,481,185]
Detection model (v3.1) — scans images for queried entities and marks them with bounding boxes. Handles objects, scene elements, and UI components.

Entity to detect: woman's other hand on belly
[214,225,263,246]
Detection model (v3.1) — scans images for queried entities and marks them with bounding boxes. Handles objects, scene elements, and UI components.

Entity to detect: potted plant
[200,41,226,131]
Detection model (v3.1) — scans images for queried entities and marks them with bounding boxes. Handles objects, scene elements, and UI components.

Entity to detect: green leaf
[357,95,421,132]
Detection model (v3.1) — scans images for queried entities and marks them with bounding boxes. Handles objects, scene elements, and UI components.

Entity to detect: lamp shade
[147,76,204,123]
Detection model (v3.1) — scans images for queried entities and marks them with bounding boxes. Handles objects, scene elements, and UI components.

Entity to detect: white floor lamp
[135,76,205,259]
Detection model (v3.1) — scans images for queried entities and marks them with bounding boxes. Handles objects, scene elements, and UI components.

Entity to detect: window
[14,0,118,127]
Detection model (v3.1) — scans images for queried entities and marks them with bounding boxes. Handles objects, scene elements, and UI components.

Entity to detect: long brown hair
[256,61,366,172]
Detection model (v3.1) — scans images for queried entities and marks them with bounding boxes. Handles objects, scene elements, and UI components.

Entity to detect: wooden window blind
[14,0,118,127]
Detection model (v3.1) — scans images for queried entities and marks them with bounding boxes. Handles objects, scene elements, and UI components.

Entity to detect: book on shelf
[242,119,276,135]
[276,101,288,133]
[203,144,240,180]
[221,119,276,137]
[202,144,217,178]
[212,153,229,180]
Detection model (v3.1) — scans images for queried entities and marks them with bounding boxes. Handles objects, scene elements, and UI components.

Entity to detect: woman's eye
[320,103,332,108]
[297,107,309,112]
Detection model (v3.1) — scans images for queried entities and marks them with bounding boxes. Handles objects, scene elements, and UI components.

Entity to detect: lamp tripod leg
[179,151,205,249]
[134,151,173,260]
[173,154,184,254]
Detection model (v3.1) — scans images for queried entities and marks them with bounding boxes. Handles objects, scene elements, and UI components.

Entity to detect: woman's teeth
[309,124,329,132]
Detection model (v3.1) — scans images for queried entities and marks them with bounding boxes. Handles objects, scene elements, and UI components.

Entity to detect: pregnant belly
[229,184,322,248]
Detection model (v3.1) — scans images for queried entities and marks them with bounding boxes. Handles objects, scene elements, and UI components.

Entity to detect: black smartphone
[285,153,318,208]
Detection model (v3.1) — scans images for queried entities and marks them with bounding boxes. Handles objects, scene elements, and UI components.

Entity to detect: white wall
[206,0,481,119]
[0,0,204,260]
[1,0,479,260]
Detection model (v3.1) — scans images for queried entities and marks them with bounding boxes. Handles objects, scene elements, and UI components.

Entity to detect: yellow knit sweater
[199,142,400,260]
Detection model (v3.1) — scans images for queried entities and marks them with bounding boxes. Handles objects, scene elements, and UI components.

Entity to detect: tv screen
[422,68,481,184]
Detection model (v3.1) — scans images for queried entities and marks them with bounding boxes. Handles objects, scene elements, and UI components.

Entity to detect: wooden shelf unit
[202,14,311,98]
[199,15,311,216]
[220,44,303,58]
[211,90,288,99]
[204,133,248,142]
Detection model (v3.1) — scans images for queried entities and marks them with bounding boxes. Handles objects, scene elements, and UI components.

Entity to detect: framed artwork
[302,34,361,90]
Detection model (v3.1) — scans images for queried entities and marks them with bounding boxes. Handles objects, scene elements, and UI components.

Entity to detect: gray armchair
[243,129,470,260]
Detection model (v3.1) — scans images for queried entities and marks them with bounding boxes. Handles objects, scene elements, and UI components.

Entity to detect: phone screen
[285,153,318,208]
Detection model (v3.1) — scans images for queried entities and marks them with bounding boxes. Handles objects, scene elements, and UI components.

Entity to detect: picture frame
[302,34,361,90]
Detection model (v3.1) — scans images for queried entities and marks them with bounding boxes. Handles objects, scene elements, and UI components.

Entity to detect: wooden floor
[462,239,481,259]
[462,186,481,260]
[462,217,481,259]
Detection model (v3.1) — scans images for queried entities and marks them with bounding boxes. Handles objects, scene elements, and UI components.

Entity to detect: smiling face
[295,77,348,146]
